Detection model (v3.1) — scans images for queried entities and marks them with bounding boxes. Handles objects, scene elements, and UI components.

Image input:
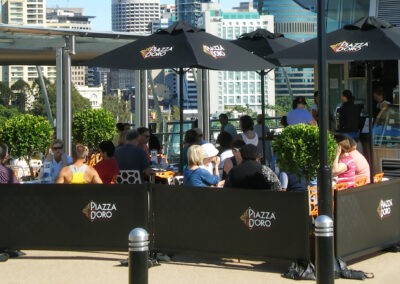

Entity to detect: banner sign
[0,184,148,251]
[335,179,400,261]
[151,185,311,260]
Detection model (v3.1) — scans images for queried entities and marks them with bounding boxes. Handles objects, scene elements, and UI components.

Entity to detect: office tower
[150,3,176,33]
[254,0,317,99]
[176,0,211,27]
[201,2,275,114]
[112,0,160,33]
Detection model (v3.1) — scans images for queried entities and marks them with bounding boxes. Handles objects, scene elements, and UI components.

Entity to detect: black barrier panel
[151,185,311,260]
[335,179,400,261]
[0,184,148,251]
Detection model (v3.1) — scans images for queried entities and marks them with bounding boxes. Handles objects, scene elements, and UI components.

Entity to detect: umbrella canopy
[232,28,299,66]
[270,16,400,65]
[87,21,274,71]
[231,29,299,164]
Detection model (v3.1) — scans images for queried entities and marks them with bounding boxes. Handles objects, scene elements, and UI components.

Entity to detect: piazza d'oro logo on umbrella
[140,45,173,59]
[240,207,277,230]
[202,44,226,59]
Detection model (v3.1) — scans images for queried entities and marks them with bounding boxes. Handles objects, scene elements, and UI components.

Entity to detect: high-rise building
[176,0,211,27]
[254,0,317,99]
[200,2,275,114]
[150,3,176,33]
[112,0,160,33]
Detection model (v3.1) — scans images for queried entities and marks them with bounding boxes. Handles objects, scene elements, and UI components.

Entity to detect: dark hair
[232,140,246,149]
[280,116,288,127]
[125,130,139,141]
[293,96,307,109]
[184,129,199,145]
[314,91,318,97]
[342,89,354,102]
[217,131,233,150]
[116,122,130,132]
[239,115,254,132]
[137,127,149,135]
[0,142,8,160]
[99,140,115,157]
[219,113,228,120]
[240,144,258,160]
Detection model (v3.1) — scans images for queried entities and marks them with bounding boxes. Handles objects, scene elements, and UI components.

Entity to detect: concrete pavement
[1,250,399,283]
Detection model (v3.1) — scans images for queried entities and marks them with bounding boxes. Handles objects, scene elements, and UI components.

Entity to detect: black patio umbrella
[270,16,400,181]
[232,29,299,163]
[87,21,274,171]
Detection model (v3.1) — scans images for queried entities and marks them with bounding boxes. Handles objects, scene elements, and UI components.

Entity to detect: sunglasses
[52,146,63,150]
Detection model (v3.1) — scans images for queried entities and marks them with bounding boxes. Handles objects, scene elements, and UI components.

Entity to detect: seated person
[348,137,370,184]
[201,143,220,176]
[44,139,73,183]
[217,131,234,177]
[94,140,119,184]
[183,145,220,187]
[0,142,18,184]
[222,140,245,180]
[224,144,280,190]
[279,171,307,192]
[332,137,356,188]
[56,144,102,184]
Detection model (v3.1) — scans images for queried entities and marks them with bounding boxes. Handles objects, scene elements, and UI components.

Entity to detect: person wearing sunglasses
[43,139,72,183]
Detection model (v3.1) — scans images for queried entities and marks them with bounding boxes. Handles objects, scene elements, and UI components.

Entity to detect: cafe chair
[116,170,142,184]
[171,175,184,186]
[334,182,349,191]
[373,172,384,183]
[308,186,318,217]
[354,176,368,187]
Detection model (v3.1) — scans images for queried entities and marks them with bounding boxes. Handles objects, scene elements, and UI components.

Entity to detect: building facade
[176,0,211,27]
[254,0,317,99]
[200,3,275,114]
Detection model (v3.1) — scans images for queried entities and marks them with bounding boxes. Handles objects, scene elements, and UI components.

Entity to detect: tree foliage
[72,108,116,150]
[102,94,132,123]
[0,105,20,127]
[0,114,53,159]
[273,124,336,183]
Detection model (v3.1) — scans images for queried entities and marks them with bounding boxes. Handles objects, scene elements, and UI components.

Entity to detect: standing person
[216,131,234,177]
[137,127,151,159]
[337,90,361,139]
[183,145,221,187]
[114,129,152,178]
[94,140,119,184]
[219,113,237,140]
[235,115,258,147]
[114,123,130,146]
[254,114,273,164]
[56,144,102,184]
[311,91,319,123]
[287,96,316,125]
[45,139,73,183]
[0,143,18,184]
[373,86,391,121]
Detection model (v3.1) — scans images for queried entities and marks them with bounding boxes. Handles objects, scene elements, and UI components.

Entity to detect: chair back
[334,182,349,191]
[116,170,142,184]
[308,186,318,217]
[354,176,367,187]
[373,172,384,183]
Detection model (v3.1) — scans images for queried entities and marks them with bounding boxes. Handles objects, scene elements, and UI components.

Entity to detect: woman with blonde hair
[183,145,220,187]
[332,136,356,188]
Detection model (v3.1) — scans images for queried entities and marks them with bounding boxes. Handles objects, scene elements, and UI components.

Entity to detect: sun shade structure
[87,21,275,170]
[232,29,299,163]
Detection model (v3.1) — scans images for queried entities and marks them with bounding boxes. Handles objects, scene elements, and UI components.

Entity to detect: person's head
[184,129,200,145]
[256,114,264,124]
[193,128,203,140]
[240,144,258,161]
[187,145,205,167]
[137,127,150,144]
[232,140,246,160]
[348,137,357,151]
[98,140,115,158]
[341,89,353,103]
[116,122,130,132]
[335,135,352,155]
[0,142,9,163]
[201,143,219,165]
[51,139,65,160]
[239,115,254,132]
[219,113,229,126]
[125,129,140,146]
[293,96,307,109]
[373,86,384,103]
[217,131,233,151]
[73,144,89,161]
[280,115,288,127]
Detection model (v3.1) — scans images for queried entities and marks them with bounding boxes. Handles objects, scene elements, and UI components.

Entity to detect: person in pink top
[348,138,370,184]
[332,137,356,188]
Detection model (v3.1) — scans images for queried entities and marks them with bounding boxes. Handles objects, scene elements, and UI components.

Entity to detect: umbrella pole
[260,70,266,165]
[179,68,184,173]
[367,63,374,183]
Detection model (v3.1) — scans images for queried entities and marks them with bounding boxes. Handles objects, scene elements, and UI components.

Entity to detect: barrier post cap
[315,215,333,228]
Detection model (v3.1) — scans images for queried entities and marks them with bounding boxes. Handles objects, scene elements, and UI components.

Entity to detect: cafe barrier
[151,185,311,260]
[335,178,400,261]
[0,184,149,251]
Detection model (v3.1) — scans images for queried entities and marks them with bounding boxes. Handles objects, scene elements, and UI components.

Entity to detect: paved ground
[1,250,399,284]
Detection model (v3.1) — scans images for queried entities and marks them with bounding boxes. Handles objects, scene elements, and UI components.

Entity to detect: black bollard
[129,228,149,284]
[315,215,335,284]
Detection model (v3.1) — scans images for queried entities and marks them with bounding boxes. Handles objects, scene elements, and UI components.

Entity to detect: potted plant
[273,124,336,185]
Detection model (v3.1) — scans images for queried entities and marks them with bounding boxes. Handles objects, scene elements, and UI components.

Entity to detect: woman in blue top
[183,145,220,187]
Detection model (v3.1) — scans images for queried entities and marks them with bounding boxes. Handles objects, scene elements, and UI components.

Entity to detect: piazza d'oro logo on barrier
[82,201,117,222]
[240,207,277,230]
[377,199,393,220]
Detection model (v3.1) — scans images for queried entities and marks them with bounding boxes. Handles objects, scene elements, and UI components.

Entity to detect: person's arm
[55,167,68,184]
[331,145,347,176]
[223,158,233,177]
[200,169,220,186]
[279,171,288,191]
[89,167,103,184]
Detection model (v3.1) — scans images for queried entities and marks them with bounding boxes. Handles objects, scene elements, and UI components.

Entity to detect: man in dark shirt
[337,90,361,139]
[0,143,18,184]
[114,130,151,178]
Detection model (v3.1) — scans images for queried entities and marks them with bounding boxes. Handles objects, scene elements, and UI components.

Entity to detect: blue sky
[47,0,243,31]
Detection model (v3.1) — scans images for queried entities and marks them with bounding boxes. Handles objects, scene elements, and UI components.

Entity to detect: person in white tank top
[236,115,258,147]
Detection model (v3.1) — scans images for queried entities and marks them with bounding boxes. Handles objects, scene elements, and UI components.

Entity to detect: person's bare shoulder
[55,166,72,184]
